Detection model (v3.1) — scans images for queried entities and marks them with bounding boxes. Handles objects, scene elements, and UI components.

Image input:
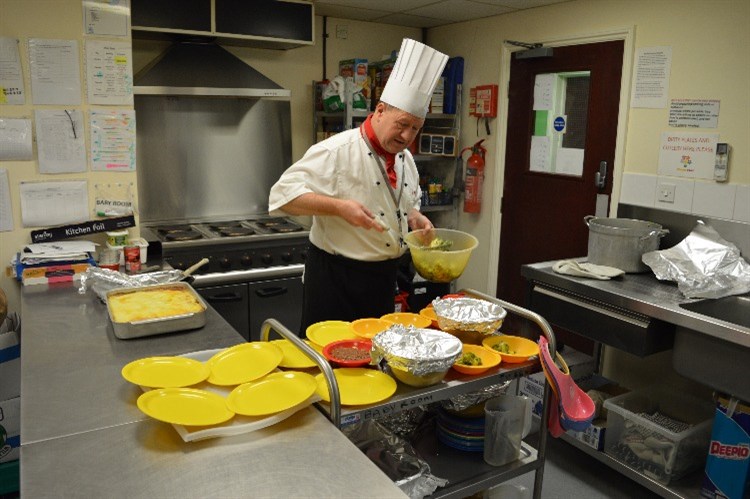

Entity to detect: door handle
[256,286,288,298]
[205,292,243,302]
[594,161,607,189]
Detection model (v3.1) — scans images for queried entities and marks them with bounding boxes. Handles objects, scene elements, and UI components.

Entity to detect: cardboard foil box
[0,397,20,464]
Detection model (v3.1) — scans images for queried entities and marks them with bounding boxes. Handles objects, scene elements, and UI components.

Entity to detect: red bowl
[322,339,373,368]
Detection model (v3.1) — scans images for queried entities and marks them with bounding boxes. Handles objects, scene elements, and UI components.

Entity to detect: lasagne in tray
[108,286,205,323]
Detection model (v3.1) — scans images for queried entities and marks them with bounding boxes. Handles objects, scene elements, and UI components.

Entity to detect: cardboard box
[0,330,20,401]
[339,58,369,98]
[567,418,607,451]
[702,396,750,499]
[0,397,20,464]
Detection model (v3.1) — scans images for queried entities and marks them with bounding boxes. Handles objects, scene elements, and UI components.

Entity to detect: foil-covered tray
[432,296,507,335]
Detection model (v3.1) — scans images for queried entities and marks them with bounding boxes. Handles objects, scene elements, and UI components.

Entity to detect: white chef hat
[380,39,449,119]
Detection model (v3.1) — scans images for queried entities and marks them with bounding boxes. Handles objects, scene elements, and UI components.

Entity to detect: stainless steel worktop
[522,260,750,348]
[20,283,407,498]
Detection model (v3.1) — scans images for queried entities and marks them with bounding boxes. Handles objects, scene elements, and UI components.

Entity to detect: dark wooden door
[497,41,624,313]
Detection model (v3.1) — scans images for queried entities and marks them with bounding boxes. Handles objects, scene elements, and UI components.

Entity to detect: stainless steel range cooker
[142,216,309,341]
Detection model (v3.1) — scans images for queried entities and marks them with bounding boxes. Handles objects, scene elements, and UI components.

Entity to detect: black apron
[299,244,400,335]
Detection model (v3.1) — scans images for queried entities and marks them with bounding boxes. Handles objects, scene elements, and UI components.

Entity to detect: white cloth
[552,260,625,280]
[269,127,422,261]
[380,38,448,118]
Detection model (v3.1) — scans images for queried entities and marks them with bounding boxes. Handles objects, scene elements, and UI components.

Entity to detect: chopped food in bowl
[452,344,501,375]
[482,334,539,363]
[404,228,478,283]
[322,339,373,367]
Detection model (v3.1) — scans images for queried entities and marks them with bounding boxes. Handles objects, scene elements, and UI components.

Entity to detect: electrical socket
[658,183,676,204]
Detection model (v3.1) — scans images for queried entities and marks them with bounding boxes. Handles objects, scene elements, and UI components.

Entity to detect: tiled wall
[620,173,750,223]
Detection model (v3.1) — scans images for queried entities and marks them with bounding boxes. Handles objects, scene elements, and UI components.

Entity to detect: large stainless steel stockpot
[584,216,669,273]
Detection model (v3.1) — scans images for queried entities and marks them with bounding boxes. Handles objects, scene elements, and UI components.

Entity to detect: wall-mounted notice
[29,39,82,105]
[533,73,555,111]
[20,180,89,227]
[658,131,719,179]
[0,168,14,231]
[631,46,672,109]
[669,99,720,128]
[35,109,87,173]
[83,0,131,37]
[0,118,33,160]
[85,39,133,105]
[0,37,26,105]
[530,135,551,173]
[90,109,136,171]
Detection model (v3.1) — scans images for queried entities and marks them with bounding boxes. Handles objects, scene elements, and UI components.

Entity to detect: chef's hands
[408,209,435,245]
[338,200,386,232]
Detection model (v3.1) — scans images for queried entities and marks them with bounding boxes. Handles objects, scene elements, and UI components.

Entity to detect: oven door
[196,283,250,340]
[248,276,303,341]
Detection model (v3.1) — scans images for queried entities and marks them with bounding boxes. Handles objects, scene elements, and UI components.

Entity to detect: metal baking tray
[106,282,207,339]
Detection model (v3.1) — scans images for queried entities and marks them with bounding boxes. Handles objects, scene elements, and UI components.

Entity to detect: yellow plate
[380,312,432,329]
[350,318,395,339]
[315,368,397,406]
[207,342,283,386]
[137,388,234,426]
[227,371,317,416]
[482,334,540,363]
[121,356,210,388]
[271,339,318,369]
[305,320,357,348]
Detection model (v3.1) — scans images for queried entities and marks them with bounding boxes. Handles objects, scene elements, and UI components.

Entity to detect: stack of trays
[436,408,485,452]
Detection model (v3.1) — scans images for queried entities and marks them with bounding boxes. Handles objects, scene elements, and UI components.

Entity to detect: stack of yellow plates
[227,372,317,417]
[305,320,357,348]
[207,342,283,386]
[271,339,319,369]
[137,388,234,426]
[121,356,210,388]
[315,368,397,406]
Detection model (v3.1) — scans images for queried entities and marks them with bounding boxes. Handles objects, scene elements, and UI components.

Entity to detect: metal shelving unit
[261,289,558,499]
[312,79,368,143]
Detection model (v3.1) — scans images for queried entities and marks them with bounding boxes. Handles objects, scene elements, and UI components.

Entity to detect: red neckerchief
[362,114,397,188]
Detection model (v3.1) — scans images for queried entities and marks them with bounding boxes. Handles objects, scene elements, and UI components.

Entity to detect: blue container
[442,57,464,115]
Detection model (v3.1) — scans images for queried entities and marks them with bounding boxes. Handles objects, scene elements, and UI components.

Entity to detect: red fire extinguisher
[462,139,486,213]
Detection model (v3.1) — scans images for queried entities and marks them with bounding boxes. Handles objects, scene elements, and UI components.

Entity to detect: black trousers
[299,244,400,335]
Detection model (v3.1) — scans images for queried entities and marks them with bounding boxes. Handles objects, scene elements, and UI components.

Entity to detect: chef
[269,39,449,333]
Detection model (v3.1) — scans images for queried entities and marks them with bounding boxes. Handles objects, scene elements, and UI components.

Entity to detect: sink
[679,293,750,328]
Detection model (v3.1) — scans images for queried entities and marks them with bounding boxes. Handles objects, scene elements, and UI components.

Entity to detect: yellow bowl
[390,365,449,387]
[418,306,439,328]
[403,228,478,283]
[350,318,395,339]
[482,335,540,363]
[381,312,432,329]
[452,344,501,375]
[305,320,357,348]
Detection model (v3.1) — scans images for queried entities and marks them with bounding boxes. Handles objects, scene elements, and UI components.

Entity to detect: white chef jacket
[269,127,422,261]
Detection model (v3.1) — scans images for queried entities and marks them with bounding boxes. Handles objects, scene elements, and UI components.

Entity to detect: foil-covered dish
[431,296,507,335]
[78,267,187,302]
[371,325,462,387]
[440,382,510,413]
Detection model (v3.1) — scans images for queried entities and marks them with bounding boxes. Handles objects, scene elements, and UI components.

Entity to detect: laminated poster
[0,37,25,105]
[20,180,89,228]
[90,109,136,171]
[85,39,133,105]
[29,39,82,105]
[34,109,87,173]
[83,0,131,37]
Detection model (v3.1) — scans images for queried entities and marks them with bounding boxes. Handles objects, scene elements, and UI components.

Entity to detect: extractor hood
[134,41,290,98]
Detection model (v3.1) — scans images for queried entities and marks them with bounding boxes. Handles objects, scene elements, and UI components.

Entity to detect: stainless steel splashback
[135,95,291,223]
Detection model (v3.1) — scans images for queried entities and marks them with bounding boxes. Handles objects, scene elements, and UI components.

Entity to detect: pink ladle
[538,337,595,423]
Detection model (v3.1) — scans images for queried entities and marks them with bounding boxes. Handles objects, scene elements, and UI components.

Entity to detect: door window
[530,72,591,176]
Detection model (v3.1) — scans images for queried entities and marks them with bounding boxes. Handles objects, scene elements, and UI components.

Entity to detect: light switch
[658,183,676,204]
[336,25,348,39]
